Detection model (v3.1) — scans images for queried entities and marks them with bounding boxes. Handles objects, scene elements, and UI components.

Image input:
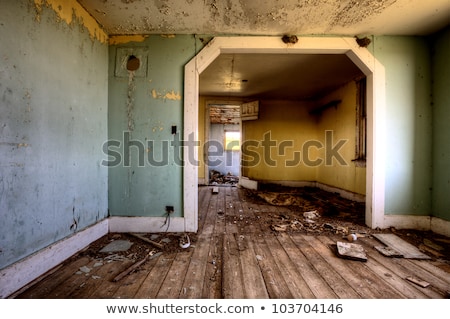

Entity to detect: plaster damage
[109,35,149,45]
[33,0,108,43]
[151,89,182,101]
[78,0,402,36]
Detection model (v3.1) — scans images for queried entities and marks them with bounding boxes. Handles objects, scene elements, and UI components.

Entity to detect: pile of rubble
[269,209,368,238]
[209,170,239,186]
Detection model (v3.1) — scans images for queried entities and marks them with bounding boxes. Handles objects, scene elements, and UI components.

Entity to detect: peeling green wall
[371,36,433,216]
[0,1,108,269]
[107,35,200,218]
[431,27,450,222]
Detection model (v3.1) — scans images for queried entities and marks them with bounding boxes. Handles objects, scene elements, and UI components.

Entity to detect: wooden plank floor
[13,186,450,299]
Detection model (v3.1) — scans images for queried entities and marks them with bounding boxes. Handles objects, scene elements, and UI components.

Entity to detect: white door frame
[183,36,386,232]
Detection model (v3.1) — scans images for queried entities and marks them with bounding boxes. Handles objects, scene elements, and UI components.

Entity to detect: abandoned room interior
[1,0,449,299]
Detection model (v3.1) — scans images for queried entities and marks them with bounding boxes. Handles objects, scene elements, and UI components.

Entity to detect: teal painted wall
[431,27,450,222]
[0,1,109,269]
[372,36,433,216]
[107,35,201,218]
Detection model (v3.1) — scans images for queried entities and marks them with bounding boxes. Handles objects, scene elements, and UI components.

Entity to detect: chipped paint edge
[34,0,108,43]
[0,220,108,299]
[109,35,149,45]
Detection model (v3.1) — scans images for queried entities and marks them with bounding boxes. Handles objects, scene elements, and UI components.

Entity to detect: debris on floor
[257,192,307,206]
[209,170,239,186]
[405,276,430,288]
[113,250,161,282]
[99,239,133,253]
[373,233,431,259]
[334,241,368,262]
[374,245,404,258]
[179,234,191,248]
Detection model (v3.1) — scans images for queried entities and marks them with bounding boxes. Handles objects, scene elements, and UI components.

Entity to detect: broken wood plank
[373,233,431,259]
[113,252,161,282]
[130,233,164,250]
[374,245,404,258]
[335,241,368,262]
[406,276,430,288]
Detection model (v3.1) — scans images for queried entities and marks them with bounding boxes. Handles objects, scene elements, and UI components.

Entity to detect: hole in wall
[126,55,140,71]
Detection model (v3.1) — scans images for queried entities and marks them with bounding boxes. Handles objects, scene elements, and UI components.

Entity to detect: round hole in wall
[126,55,140,71]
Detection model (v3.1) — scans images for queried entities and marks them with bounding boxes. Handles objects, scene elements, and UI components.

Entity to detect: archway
[183,36,386,232]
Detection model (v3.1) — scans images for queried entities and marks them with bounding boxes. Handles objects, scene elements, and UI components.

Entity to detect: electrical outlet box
[165,206,174,213]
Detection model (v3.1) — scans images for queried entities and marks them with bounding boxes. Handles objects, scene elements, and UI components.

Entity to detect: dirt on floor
[242,184,450,264]
[74,185,450,270]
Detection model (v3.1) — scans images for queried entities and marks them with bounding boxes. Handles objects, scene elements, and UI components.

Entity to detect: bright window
[224,131,240,151]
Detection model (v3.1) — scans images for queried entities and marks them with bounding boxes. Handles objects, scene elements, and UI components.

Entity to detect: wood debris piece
[130,233,164,250]
[374,245,403,258]
[335,241,367,262]
[113,251,154,282]
[271,224,288,232]
[373,233,431,259]
[406,276,430,288]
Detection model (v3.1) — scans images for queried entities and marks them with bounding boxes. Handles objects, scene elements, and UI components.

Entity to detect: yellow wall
[199,81,366,195]
[242,100,318,182]
[316,81,366,195]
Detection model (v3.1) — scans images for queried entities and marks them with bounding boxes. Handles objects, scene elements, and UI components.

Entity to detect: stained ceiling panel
[78,0,450,36]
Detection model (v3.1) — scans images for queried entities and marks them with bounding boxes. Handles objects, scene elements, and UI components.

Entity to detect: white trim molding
[108,216,187,233]
[384,214,450,237]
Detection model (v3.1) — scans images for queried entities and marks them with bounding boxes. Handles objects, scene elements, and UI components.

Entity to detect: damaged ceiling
[78,0,449,36]
[77,0,449,100]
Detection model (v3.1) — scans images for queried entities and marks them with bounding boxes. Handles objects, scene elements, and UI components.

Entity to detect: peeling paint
[127,71,136,131]
[151,89,182,101]
[109,35,149,45]
[33,0,108,43]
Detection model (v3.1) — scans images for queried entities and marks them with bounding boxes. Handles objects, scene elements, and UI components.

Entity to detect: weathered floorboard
[13,186,450,299]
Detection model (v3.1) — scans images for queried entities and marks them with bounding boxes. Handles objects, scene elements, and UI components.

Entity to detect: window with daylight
[224,131,240,151]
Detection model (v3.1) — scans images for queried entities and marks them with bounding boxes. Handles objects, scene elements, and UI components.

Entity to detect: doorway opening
[183,37,386,233]
[205,103,241,187]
